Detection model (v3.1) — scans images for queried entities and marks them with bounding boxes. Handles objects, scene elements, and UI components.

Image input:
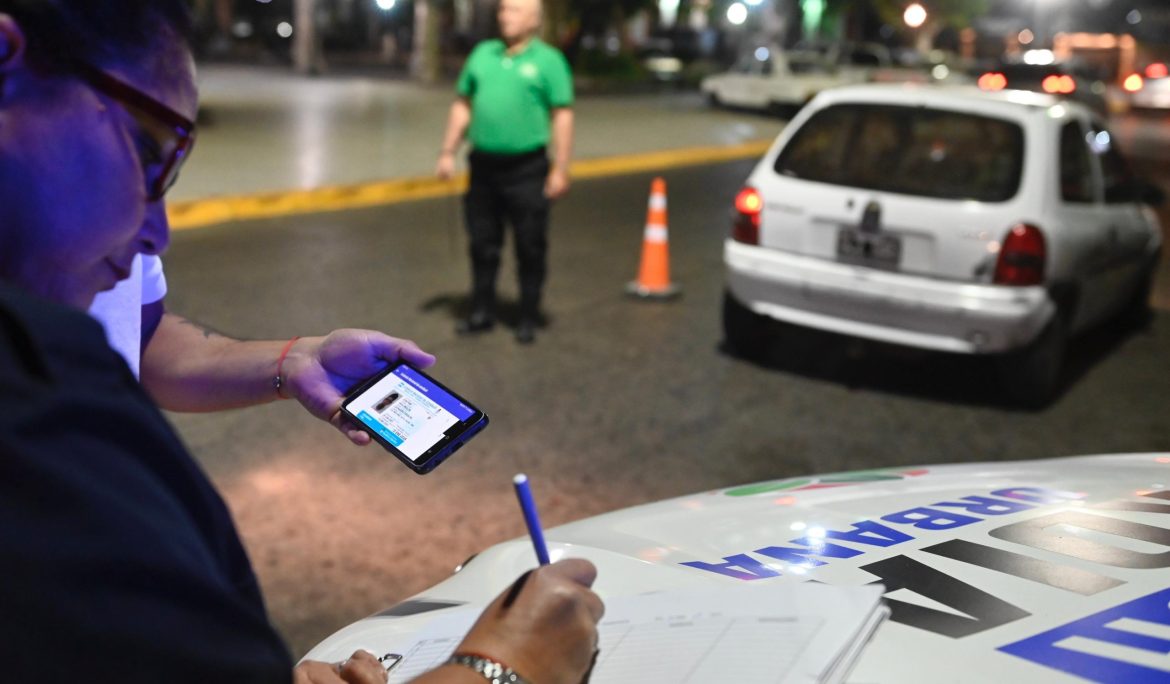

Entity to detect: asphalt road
[163,115,1170,657]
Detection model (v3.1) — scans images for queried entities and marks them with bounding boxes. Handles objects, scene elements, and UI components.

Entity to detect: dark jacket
[0,286,292,683]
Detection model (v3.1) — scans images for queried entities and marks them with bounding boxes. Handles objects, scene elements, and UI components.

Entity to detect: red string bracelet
[273,336,301,399]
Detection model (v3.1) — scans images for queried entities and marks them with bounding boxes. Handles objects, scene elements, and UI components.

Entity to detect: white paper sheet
[382,582,887,683]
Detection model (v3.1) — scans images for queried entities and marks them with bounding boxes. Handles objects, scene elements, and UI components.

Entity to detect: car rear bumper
[725,240,1054,354]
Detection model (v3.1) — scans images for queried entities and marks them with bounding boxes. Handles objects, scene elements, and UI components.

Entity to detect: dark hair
[0,0,193,71]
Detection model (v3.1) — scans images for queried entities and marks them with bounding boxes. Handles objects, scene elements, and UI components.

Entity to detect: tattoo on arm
[175,315,227,340]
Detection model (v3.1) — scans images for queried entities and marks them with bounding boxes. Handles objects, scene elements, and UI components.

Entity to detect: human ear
[0,14,27,68]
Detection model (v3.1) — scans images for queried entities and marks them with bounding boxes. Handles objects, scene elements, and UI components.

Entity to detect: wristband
[273,336,300,399]
[445,652,531,684]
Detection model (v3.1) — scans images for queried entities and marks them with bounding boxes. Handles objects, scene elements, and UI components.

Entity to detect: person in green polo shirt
[435,0,574,344]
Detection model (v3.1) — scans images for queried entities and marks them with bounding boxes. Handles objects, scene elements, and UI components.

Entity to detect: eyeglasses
[73,62,196,201]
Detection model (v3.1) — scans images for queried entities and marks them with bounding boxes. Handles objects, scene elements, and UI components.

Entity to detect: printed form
[383,583,888,683]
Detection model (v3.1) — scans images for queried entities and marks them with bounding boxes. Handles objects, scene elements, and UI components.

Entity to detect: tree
[868,0,987,52]
[569,0,656,52]
[412,0,443,83]
[293,0,327,74]
[543,0,572,45]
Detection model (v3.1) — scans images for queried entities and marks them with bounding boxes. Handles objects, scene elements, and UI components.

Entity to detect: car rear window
[774,104,1025,202]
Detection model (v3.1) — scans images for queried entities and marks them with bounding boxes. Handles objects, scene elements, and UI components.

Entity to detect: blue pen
[513,473,551,565]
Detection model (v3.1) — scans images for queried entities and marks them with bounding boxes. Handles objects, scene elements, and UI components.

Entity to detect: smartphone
[341,362,488,474]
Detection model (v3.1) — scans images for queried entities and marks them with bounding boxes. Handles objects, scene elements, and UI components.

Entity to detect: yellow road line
[167,139,774,231]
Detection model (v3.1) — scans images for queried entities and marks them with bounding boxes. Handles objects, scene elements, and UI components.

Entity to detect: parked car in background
[1123,62,1170,111]
[640,46,684,82]
[305,453,1170,683]
[976,59,1110,118]
[722,84,1163,407]
[701,42,948,115]
[701,45,855,113]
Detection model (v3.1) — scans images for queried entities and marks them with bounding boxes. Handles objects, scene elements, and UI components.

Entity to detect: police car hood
[306,454,1170,682]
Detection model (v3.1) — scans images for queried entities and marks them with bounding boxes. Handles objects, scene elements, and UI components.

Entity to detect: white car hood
[307,454,1170,682]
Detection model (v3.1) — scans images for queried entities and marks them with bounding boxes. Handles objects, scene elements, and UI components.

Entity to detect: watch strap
[444,653,532,684]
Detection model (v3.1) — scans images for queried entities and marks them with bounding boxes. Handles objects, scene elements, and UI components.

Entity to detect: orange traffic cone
[626,177,681,299]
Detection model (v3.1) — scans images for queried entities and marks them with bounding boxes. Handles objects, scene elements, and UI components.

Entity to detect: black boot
[456,309,495,335]
[514,318,536,344]
[515,295,540,344]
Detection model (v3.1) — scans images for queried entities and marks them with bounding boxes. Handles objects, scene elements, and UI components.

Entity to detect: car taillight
[732,186,762,245]
[994,223,1046,286]
[978,72,1007,91]
[1146,62,1168,79]
[1041,74,1076,94]
[1124,73,1144,92]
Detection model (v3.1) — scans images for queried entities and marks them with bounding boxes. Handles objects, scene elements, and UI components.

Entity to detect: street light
[726,2,748,26]
[903,3,927,29]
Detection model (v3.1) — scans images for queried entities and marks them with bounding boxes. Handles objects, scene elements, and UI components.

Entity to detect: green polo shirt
[456,38,574,155]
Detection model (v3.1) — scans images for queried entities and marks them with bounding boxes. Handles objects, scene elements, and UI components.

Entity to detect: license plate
[837,227,901,268]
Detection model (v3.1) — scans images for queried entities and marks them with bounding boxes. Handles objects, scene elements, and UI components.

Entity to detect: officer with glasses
[0,2,601,683]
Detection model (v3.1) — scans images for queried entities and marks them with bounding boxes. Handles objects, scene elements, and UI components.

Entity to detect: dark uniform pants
[465,148,550,321]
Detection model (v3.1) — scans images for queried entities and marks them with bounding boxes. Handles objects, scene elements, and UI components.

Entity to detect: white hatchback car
[722,84,1163,406]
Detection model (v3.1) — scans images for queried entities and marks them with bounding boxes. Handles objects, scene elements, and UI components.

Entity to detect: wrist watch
[444,653,532,684]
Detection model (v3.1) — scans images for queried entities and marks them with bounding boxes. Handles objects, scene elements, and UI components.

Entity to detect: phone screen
[344,364,483,464]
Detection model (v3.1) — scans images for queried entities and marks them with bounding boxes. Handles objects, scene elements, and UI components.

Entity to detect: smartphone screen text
[346,365,476,462]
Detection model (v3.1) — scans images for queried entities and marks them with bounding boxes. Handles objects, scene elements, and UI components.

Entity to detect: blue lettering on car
[679,486,1076,580]
[999,586,1170,682]
[679,487,1170,679]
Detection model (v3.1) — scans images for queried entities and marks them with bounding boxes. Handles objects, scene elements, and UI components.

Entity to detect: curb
[167,139,773,231]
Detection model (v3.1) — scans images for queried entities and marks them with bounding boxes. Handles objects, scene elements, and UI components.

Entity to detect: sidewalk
[169,64,784,226]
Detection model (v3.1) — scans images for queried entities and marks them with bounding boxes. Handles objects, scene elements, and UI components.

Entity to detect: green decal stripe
[725,479,812,497]
[724,468,920,497]
[820,472,904,483]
